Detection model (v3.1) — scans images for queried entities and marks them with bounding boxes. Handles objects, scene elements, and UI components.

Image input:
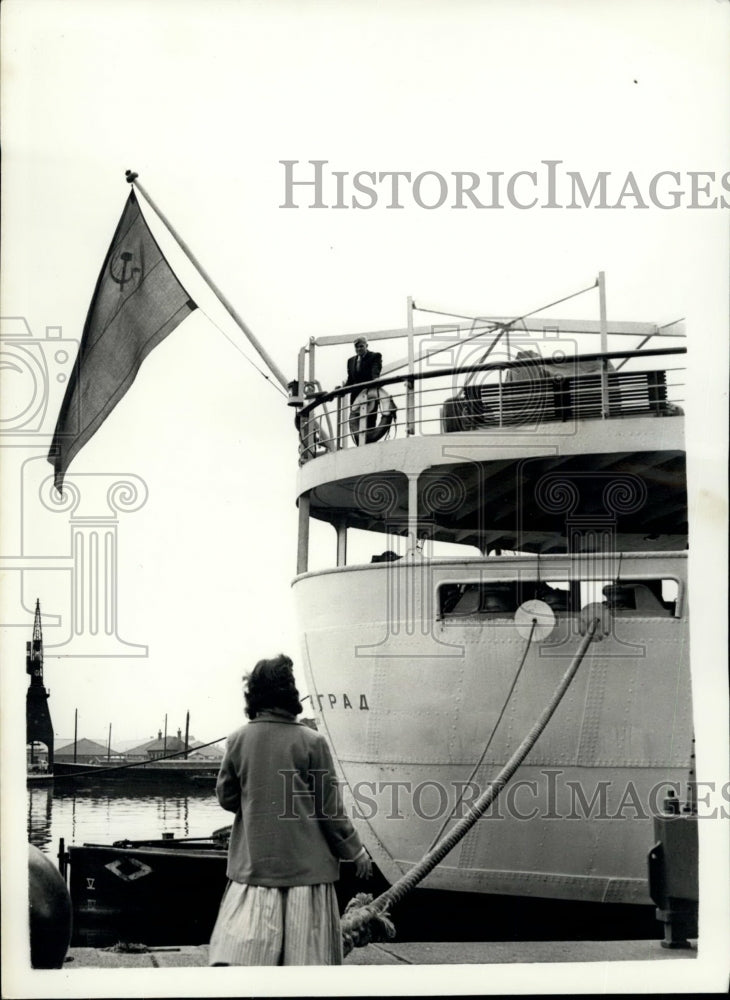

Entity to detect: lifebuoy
[349,387,397,445]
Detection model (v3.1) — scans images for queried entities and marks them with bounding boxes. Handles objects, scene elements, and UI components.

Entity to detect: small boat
[60,829,376,947]
[60,831,229,947]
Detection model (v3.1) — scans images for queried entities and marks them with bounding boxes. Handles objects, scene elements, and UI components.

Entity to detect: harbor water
[27,782,230,857]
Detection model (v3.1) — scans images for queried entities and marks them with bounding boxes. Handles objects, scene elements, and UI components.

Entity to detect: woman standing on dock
[209,654,371,966]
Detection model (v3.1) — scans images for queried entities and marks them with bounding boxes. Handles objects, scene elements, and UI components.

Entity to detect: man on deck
[345,337,382,397]
[345,337,383,441]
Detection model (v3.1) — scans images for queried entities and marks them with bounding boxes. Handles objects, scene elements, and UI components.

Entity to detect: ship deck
[294,340,686,556]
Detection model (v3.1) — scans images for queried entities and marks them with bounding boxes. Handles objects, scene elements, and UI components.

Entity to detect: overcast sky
[2,0,728,995]
[2,0,728,734]
[1,0,726,737]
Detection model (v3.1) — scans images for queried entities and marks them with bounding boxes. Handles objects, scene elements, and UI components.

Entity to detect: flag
[48,190,196,492]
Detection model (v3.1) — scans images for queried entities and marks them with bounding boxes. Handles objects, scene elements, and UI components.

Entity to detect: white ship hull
[296,551,690,905]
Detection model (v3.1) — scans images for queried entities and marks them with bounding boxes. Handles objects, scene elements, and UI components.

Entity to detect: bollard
[647,792,698,949]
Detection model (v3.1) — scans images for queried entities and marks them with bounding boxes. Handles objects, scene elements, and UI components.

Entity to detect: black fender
[28,844,72,968]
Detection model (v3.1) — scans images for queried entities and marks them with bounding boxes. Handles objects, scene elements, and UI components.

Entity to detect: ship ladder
[340,615,602,955]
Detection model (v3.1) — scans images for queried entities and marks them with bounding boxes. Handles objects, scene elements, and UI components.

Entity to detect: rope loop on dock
[341,893,396,957]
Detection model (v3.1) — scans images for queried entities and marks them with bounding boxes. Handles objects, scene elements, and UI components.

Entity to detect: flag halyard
[48,190,196,493]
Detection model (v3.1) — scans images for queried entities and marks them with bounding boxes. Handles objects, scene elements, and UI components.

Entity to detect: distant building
[125,728,188,761]
[111,737,158,755]
[55,737,113,764]
[187,740,224,762]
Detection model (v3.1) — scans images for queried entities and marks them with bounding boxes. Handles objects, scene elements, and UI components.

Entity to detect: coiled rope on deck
[341,617,601,955]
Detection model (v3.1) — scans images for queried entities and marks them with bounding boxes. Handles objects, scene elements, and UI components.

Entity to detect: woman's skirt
[208,881,343,966]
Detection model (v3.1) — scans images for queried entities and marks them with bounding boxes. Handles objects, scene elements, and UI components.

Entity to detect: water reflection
[27,785,54,852]
[28,783,230,856]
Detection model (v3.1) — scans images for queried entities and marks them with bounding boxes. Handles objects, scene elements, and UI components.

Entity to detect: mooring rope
[341,617,601,954]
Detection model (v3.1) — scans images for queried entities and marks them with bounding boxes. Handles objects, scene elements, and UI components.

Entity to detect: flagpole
[125,170,290,393]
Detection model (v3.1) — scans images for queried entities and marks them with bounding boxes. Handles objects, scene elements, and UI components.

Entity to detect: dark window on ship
[438,580,572,618]
[439,578,679,618]
[584,578,679,617]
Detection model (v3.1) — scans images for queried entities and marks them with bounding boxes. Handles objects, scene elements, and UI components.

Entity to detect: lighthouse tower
[26,600,54,773]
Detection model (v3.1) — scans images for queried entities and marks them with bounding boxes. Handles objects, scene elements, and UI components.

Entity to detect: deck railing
[296,346,686,462]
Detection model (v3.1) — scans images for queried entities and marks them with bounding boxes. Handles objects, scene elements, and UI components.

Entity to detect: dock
[64,939,696,968]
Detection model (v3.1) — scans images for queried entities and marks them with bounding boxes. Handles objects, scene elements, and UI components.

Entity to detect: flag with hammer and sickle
[48,190,197,493]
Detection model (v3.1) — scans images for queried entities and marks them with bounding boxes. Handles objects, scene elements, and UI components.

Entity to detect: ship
[60,280,696,947]
[289,288,693,910]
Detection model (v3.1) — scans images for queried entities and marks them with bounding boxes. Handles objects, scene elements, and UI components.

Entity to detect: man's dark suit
[345,351,382,400]
[345,349,383,438]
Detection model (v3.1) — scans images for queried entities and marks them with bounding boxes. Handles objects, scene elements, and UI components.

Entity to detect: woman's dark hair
[244,654,303,720]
